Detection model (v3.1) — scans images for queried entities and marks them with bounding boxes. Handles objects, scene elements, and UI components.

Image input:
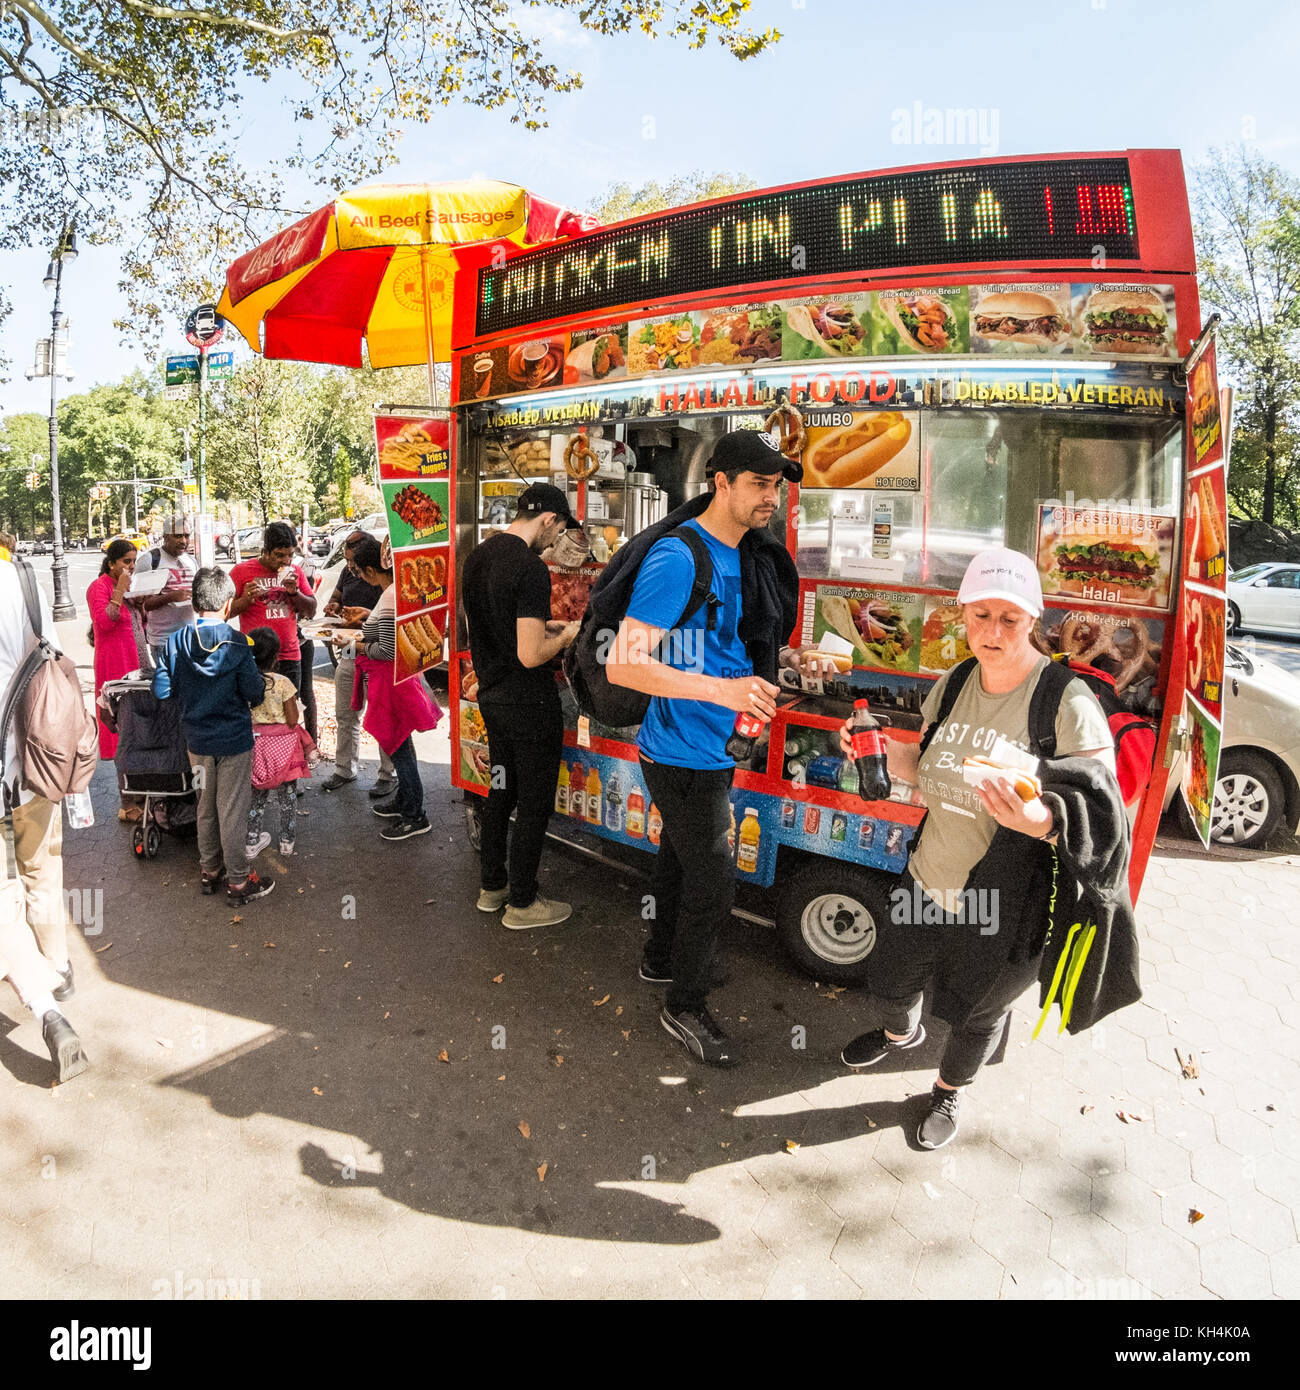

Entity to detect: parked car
[31,538,49,555]
[102,532,153,554]
[1163,641,1300,848]
[222,526,263,558]
[1225,562,1300,637]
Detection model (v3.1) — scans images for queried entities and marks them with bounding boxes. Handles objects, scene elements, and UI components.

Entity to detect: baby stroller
[100,676,199,860]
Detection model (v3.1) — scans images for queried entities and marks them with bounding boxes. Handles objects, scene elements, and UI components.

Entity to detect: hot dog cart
[436,150,1225,982]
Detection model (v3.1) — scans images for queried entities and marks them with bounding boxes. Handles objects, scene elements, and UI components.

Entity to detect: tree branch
[116,0,328,44]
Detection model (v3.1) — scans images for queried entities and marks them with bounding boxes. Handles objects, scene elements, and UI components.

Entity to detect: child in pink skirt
[246,627,317,858]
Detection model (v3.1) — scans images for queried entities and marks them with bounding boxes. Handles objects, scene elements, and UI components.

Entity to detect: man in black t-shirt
[463,484,579,929]
[319,530,396,795]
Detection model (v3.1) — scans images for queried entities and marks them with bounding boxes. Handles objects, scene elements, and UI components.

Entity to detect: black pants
[479,698,564,909]
[297,640,318,743]
[871,870,1040,1089]
[389,735,423,820]
[639,758,735,1015]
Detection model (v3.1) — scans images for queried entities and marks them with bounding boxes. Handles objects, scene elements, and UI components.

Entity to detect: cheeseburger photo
[1048,533,1161,603]
[1082,287,1171,356]
[971,289,1069,349]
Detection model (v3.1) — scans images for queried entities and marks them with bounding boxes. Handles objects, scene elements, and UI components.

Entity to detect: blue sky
[3,0,1298,415]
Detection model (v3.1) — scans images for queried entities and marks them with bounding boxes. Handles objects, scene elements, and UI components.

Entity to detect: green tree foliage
[0,3,778,345]
[587,170,758,224]
[0,412,50,534]
[1193,147,1300,526]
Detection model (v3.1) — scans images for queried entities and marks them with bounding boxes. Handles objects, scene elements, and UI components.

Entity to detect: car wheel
[775,859,896,984]
[1226,601,1241,636]
[1210,749,1286,848]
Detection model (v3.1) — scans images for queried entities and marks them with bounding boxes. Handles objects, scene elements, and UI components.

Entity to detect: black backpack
[920,655,1155,803]
[564,525,721,730]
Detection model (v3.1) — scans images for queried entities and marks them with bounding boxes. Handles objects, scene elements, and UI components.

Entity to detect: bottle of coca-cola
[726,710,766,762]
[849,700,891,802]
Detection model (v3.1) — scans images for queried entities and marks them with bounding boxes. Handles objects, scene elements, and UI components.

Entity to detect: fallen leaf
[555,1055,564,1067]
[155,1038,173,1049]
[537,1163,548,1182]
[492,974,504,984]
[1175,1047,1199,1080]
[343,961,351,968]
[275,863,288,875]
[497,1075,506,1081]
[383,1012,390,1019]
[263,942,276,949]
[593,994,610,1007]
[1266,1104,1276,1112]
[437,1050,449,1064]
[312,1086,323,1096]
[1117,1111,1130,1124]
[425,898,436,905]
[94,941,113,954]
[1081,1104,1095,1115]
[615,1005,623,1016]
[1129,1112,1147,1123]
[866,1118,878,1129]
[1188,1208,1204,1224]
[297,888,304,894]
[785,1139,799,1153]
[719,1141,730,1149]
[230,915,243,924]
[621,1030,630,1041]
[518,1121,530,1140]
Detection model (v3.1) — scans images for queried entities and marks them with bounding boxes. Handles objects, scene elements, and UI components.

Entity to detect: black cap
[517,482,574,524]
[708,428,802,484]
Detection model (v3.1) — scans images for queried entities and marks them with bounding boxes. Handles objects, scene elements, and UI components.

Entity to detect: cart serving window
[445,150,1208,983]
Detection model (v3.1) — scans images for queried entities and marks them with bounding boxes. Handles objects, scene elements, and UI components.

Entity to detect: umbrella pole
[419,247,437,407]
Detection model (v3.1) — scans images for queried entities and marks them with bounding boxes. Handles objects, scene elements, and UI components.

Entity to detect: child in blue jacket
[153,567,275,904]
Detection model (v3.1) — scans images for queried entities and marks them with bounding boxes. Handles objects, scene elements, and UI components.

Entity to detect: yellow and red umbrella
[218,180,594,375]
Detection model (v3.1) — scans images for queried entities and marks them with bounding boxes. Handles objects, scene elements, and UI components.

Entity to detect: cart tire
[145,824,161,858]
[775,859,896,984]
[132,826,146,859]
[464,799,483,855]
[1226,601,1241,636]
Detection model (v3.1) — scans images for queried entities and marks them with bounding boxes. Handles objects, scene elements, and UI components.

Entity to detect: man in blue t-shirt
[608,430,824,1066]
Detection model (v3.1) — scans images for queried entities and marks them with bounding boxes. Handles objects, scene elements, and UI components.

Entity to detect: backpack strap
[1,561,51,814]
[918,657,978,756]
[663,525,720,633]
[13,558,45,645]
[150,548,162,570]
[1027,656,1078,759]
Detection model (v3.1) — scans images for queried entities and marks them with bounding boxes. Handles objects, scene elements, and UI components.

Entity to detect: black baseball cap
[708,428,802,484]
[517,482,575,524]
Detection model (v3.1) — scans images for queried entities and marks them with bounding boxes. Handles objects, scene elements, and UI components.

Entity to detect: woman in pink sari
[86,538,146,817]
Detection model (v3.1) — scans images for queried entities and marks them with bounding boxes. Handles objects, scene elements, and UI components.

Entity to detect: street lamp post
[40,226,78,620]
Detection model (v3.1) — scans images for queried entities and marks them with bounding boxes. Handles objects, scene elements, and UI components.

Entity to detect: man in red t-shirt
[228,521,317,698]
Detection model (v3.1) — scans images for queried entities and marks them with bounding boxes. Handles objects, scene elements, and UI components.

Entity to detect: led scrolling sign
[477,158,1139,337]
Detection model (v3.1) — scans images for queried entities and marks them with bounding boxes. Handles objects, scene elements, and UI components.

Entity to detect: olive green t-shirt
[910,656,1115,915]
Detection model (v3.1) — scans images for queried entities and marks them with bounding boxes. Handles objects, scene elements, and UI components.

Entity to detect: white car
[1226,562,1300,636]
[1163,640,1300,847]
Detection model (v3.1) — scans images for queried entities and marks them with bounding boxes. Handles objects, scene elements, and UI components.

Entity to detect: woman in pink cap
[837,547,1127,1151]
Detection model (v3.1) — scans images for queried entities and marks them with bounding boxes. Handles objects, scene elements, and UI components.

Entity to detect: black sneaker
[639,954,730,989]
[371,798,403,819]
[380,816,431,842]
[227,872,276,904]
[53,963,74,1003]
[42,1010,89,1085]
[840,1023,927,1068]
[660,1005,740,1067]
[368,779,397,800]
[918,1084,962,1150]
[200,868,225,896]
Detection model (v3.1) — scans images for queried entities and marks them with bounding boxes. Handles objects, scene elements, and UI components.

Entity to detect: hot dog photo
[395,606,447,683]
[1184,466,1228,584]
[800,410,920,490]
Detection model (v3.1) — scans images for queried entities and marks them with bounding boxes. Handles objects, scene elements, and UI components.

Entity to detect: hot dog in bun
[962,757,1042,802]
[803,412,912,488]
[973,291,1068,348]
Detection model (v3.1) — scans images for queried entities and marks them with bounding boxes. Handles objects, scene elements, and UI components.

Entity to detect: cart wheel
[145,824,161,858]
[132,825,146,859]
[775,859,897,984]
[464,799,483,855]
